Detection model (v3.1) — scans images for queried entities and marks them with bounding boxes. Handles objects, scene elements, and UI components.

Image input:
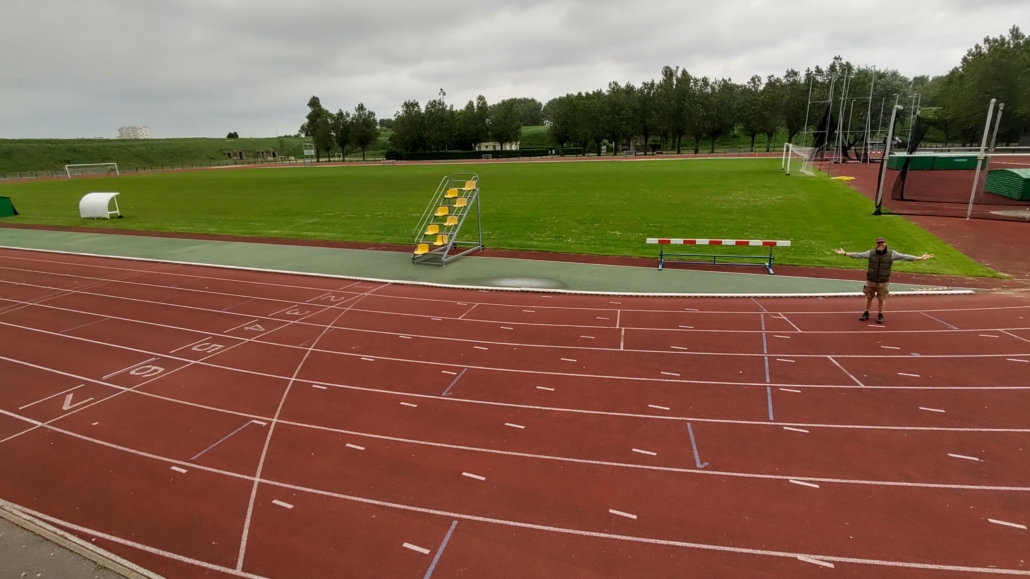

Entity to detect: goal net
[65,163,119,179]
[782,144,816,176]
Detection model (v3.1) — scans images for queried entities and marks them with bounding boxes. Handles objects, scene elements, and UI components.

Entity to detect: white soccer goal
[65,163,120,179]
[783,145,816,176]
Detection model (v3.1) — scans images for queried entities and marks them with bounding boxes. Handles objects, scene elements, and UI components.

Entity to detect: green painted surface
[0,228,939,295]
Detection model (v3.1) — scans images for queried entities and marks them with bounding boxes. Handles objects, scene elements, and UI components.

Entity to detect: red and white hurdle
[645,238,791,274]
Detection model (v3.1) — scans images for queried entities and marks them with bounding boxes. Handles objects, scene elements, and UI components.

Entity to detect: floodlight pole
[874,104,903,215]
[865,68,876,162]
[966,99,996,220]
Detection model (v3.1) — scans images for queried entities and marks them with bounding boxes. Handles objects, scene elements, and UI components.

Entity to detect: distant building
[118,126,152,139]
[474,141,519,151]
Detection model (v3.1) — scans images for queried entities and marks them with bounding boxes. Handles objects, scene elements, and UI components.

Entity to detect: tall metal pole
[865,68,876,162]
[875,105,903,214]
[978,103,1005,198]
[966,99,996,220]
[800,76,814,147]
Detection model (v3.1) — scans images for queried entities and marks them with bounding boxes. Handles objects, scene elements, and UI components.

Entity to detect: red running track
[0,247,1028,578]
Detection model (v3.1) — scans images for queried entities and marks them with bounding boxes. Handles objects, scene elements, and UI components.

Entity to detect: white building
[474,141,519,151]
[118,126,152,139]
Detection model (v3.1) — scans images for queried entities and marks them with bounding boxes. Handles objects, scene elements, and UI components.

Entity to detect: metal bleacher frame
[411,173,483,266]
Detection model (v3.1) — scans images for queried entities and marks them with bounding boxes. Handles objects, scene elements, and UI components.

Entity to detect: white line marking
[777,313,803,333]
[474,346,489,350]
[431,318,442,321]
[632,449,657,456]
[403,542,431,554]
[1009,358,1029,363]
[523,310,534,313]
[501,326,513,330]
[251,421,267,426]
[399,335,412,339]
[789,480,820,488]
[899,372,921,377]
[979,334,999,338]
[504,423,525,429]
[101,357,158,380]
[346,443,365,450]
[609,301,621,304]
[648,405,670,410]
[360,357,375,362]
[828,356,865,387]
[776,358,795,363]
[988,519,1027,530]
[62,393,94,411]
[670,346,689,350]
[91,422,98,426]
[170,336,214,354]
[661,372,679,376]
[170,466,187,474]
[920,407,946,413]
[678,325,693,329]
[597,317,609,320]
[609,509,637,519]
[797,555,835,568]
[400,402,418,408]
[462,472,485,481]
[948,453,980,461]
[580,335,594,339]
[18,384,85,410]
[684,308,699,312]
[535,386,554,391]
[456,303,466,306]
[561,358,577,362]
[441,370,457,375]
[779,388,801,393]
[773,335,790,339]
[311,385,327,390]
[881,345,900,350]
[783,427,809,433]
[271,500,293,509]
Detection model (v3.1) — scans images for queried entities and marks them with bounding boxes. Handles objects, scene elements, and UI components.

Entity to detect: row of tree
[301,97,380,161]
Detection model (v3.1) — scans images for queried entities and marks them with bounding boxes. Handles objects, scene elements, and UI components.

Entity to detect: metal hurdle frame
[647,238,792,275]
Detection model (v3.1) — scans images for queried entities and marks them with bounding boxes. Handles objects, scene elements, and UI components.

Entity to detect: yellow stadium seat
[414,244,429,256]
[434,234,448,246]
[445,188,459,198]
[435,206,449,217]
[444,216,458,226]
[425,224,439,235]
[454,197,468,208]
[463,181,476,191]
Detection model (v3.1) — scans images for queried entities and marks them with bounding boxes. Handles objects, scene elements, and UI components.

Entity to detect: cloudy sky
[1,0,1026,139]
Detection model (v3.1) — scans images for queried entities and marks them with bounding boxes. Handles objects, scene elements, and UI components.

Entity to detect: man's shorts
[863,281,890,299]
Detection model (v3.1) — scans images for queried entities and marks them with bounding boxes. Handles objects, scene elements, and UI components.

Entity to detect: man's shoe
[859,312,869,321]
[876,313,884,324]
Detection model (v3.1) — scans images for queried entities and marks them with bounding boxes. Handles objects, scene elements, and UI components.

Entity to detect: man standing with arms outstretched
[835,237,934,324]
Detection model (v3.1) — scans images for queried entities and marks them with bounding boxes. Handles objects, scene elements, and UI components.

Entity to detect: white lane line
[456,303,467,306]
[979,334,999,338]
[1007,358,1028,363]
[360,357,375,362]
[881,345,901,350]
[776,358,795,363]
[773,335,790,339]
[222,318,261,334]
[561,358,577,362]
[684,308,699,312]
[678,325,693,329]
[400,402,418,408]
[899,372,921,378]
[535,386,554,391]
[632,449,657,456]
[18,384,85,410]
[346,443,365,450]
[988,519,1027,530]
[783,427,809,433]
[779,388,801,393]
[797,555,835,568]
[609,509,637,519]
[504,423,525,429]
[580,335,595,339]
[170,466,187,474]
[523,310,535,313]
[501,326,513,330]
[789,480,820,488]
[948,453,980,462]
[101,357,158,380]
[403,542,431,555]
[670,346,689,350]
[648,404,670,410]
[272,500,293,509]
[462,472,486,481]
[597,317,609,320]
[169,336,214,354]
[251,421,267,426]
[431,317,442,321]
[920,407,946,413]
[661,371,680,377]
[441,370,458,375]
[312,385,327,390]
[474,346,489,350]
[609,301,621,304]
[399,335,412,339]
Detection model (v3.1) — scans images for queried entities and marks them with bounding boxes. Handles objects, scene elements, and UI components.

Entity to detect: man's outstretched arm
[835,248,871,258]
[891,250,934,262]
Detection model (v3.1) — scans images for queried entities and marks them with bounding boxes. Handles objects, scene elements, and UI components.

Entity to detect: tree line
[301,96,380,161]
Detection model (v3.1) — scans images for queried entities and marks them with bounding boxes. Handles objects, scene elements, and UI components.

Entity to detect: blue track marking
[441,368,467,396]
[687,423,708,469]
[424,520,458,579]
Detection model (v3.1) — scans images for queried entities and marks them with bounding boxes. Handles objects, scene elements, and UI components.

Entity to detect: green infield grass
[0,158,997,277]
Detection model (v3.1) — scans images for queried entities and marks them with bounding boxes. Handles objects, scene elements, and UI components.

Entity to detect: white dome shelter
[79,192,122,219]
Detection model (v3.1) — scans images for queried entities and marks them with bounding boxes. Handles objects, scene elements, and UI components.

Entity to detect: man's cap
[876,237,886,244]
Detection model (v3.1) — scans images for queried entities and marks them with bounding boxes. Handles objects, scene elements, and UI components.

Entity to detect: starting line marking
[988,519,1027,530]
[504,423,525,429]
[789,480,820,488]
[648,404,670,410]
[609,509,637,519]
[948,453,980,461]
[403,542,431,555]
[441,370,457,375]
[312,385,327,390]
[773,335,790,339]
[536,386,554,391]
[783,427,809,433]
[920,407,946,413]
[797,555,835,568]
[580,335,594,339]
[776,358,795,363]
[670,346,689,350]
[18,384,84,410]
[400,402,418,408]
[360,357,375,362]
[346,443,365,450]
[101,357,158,380]
[462,472,485,481]
[170,466,187,474]
[399,335,412,339]
[779,388,801,393]
[661,371,679,377]
[501,326,513,330]
[474,346,489,350]
[678,325,693,329]
[1008,358,1029,363]
[898,372,921,378]
[979,334,1000,338]
[632,448,657,456]
[597,317,609,320]
[431,318,443,321]
[881,345,900,350]
[272,500,293,509]
[561,358,577,362]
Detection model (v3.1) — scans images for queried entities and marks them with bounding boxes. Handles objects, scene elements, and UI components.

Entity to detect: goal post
[65,163,120,179]
[784,144,816,176]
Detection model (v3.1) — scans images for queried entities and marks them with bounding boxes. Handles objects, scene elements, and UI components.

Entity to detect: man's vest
[867,248,893,283]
